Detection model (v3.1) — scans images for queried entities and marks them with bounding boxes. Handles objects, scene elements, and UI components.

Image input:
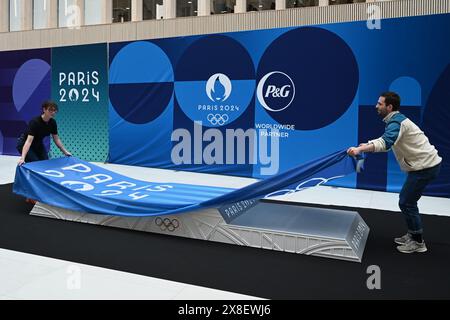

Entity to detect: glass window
[286,0,318,8]
[10,0,24,31]
[34,0,49,29]
[246,0,275,12]
[85,0,103,25]
[329,0,365,4]
[143,0,164,20]
[177,0,198,18]
[58,0,81,28]
[211,0,235,14]
[113,0,131,23]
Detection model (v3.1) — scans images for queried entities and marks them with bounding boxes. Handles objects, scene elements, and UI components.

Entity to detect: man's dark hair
[380,92,401,111]
[42,100,58,111]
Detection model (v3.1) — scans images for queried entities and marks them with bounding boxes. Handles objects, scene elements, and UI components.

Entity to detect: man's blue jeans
[399,163,441,235]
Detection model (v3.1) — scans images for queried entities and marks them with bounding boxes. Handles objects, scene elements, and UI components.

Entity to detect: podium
[30,200,369,262]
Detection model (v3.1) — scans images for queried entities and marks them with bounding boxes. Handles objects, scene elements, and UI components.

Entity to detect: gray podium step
[30,201,369,262]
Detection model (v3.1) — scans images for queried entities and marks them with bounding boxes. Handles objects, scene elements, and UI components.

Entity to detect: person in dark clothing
[17,101,71,166]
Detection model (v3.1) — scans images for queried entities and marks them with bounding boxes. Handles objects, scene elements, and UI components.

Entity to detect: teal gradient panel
[51,43,108,162]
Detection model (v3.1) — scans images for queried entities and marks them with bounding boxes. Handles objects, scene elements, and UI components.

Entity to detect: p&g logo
[256,71,295,112]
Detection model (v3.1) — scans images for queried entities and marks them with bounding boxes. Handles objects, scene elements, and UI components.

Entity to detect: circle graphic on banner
[257,27,359,130]
[109,41,174,124]
[256,71,295,112]
[13,59,51,114]
[175,34,255,128]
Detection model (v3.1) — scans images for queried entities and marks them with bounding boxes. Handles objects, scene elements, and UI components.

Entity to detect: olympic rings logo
[264,175,345,198]
[207,113,229,126]
[155,217,180,232]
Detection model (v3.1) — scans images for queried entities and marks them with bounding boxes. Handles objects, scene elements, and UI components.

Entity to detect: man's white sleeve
[368,138,387,152]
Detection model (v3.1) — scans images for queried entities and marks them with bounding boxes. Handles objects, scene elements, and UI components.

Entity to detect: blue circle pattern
[109,41,174,124]
[175,35,255,128]
[257,27,359,130]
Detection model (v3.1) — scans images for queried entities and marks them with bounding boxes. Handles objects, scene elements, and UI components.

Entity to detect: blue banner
[108,14,450,197]
[13,150,361,219]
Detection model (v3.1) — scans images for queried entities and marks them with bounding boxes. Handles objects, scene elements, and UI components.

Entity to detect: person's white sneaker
[397,239,427,253]
[394,233,412,245]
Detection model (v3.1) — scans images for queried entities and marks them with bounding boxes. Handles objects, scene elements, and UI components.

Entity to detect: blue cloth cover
[13,150,363,218]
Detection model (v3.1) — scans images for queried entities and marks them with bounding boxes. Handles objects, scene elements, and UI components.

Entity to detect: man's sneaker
[397,240,427,253]
[394,233,412,245]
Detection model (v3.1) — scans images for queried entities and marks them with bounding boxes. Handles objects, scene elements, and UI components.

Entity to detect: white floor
[1,154,449,300]
[0,248,259,300]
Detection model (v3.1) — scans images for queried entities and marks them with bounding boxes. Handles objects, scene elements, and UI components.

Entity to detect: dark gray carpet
[1,183,450,299]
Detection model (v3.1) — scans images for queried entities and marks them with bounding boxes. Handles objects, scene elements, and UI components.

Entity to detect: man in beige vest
[348,92,441,253]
